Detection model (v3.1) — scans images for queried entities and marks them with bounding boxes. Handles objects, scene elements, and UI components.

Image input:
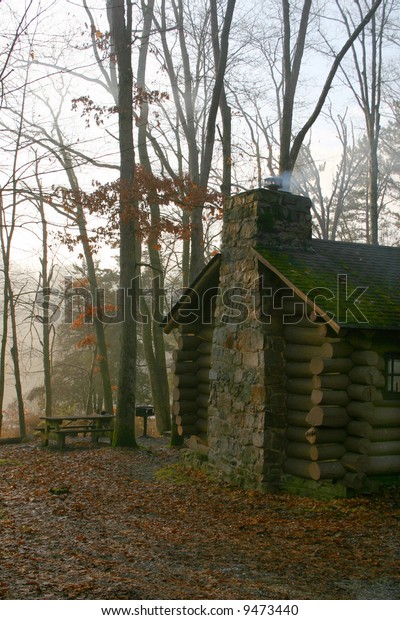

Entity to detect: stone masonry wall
[207,189,312,490]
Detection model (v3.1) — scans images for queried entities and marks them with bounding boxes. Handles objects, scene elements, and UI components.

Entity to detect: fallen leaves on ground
[0,438,399,600]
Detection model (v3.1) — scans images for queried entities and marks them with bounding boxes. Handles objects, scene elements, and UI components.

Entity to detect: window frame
[384,353,400,400]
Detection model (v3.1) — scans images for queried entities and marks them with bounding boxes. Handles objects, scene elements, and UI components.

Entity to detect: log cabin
[163,188,400,497]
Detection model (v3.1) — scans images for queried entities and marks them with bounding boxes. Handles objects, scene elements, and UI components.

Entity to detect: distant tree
[335,0,393,244]
[152,0,236,280]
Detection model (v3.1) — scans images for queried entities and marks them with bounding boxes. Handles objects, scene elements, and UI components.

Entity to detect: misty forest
[0,0,400,602]
[0,0,399,441]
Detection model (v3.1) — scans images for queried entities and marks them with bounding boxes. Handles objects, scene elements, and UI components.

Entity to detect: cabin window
[385,354,400,399]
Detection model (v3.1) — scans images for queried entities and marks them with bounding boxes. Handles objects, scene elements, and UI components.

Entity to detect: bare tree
[153,0,236,280]
[335,0,393,244]
[108,0,138,447]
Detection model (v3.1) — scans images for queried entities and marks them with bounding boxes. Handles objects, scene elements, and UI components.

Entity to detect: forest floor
[0,435,399,601]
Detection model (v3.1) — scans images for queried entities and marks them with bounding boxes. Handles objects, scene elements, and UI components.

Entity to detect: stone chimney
[222,188,312,260]
[207,189,312,491]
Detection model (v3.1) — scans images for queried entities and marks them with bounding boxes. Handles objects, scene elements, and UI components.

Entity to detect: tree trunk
[110,0,138,447]
[135,0,171,435]
[36,169,53,418]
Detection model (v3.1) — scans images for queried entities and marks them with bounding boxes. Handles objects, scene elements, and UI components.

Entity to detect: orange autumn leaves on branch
[55,165,223,257]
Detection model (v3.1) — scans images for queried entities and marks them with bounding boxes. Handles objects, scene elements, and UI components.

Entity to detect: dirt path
[0,438,399,600]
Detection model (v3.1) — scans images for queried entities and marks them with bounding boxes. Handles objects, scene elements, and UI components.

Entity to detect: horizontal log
[197,327,214,342]
[187,435,209,454]
[286,394,313,412]
[196,368,210,383]
[286,425,347,445]
[286,442,345,461]
[346,401,375,420]
[283,457,316,480]
[177,335,199,350]
[341,452,369,473]
[371,427,400,442]
[170,360,199,375]
[287,411,309,428]
[347,332,373,350]
[311,389,349,407]
[346,420,373,438]
[345,436,370,455]
[348,365,385,387]
[306,406,349,427]
[173,374,198,388]
[364,455,400,475]
[286,442,316,460]
[177,424,197,436]
[283,325,328,346]
[286,425,311,443]
[172,349,198,362]
[312,443,346,461]
[305,427,347,445]
[312,374,350,390]
[197,340,212,354]
[284,456,347,479]
[196,393,210,409]
[286,378,313,395]
[197,382,210,395]
[173,400,197,416]
[310,357,353,375]
[175,414,198,426]
[351,350,384,368]
[368,406,400,427]
[309,460,346,480]
[173,387,198,402]
[285,362,314,378]
[195,418,208,433]
[321,341,353,359]
[367,441,400,456]
[347,383,383,403]
[350,408,400,427]
[284,344,323,362]
[197,407,209,420]
[197,354,211,368]
[343,472,367,490]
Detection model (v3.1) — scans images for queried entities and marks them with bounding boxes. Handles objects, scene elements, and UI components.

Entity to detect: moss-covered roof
[255,240,400,330]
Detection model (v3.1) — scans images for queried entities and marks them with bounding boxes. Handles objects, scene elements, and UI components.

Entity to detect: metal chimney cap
[263,176,283,191]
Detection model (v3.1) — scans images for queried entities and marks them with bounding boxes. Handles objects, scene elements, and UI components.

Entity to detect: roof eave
[252,248,342,334]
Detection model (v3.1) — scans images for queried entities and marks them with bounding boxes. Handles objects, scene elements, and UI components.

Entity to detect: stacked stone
[208,191,290,489]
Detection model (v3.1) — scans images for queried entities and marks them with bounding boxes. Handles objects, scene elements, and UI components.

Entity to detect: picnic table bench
[38,414,115,450]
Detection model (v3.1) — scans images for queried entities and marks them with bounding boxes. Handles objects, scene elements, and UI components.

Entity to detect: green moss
[255,242,400,330]
[155,463,204,485]
[282,475,349,499]
[0,458,21,467]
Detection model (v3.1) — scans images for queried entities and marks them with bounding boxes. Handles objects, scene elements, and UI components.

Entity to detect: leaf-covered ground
[0,437,399,600]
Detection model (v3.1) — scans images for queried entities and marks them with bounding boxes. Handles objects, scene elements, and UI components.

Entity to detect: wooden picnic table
[38,414,115,449]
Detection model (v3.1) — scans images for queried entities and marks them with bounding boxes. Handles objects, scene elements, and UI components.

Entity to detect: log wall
[283,317,352,484]
[171,323,214,444]
[284,326,400,488]
[344,347,400,478]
